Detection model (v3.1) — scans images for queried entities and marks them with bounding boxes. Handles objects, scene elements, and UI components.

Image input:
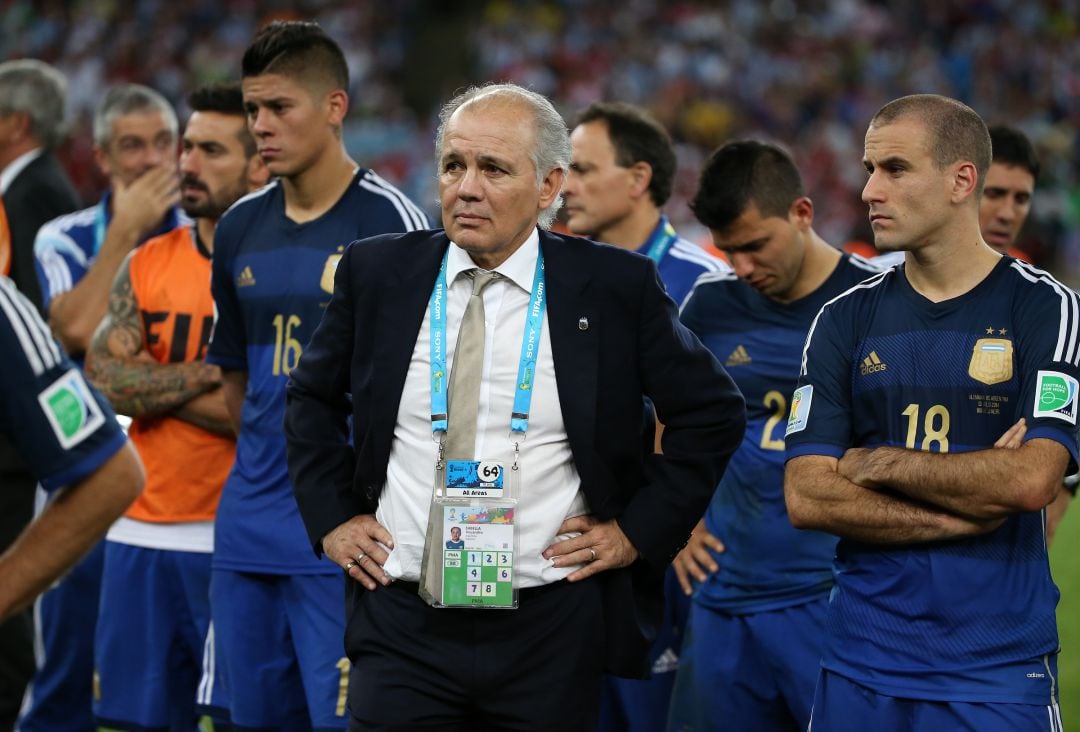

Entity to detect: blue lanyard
[92,199,108,256]
[429,248,547,437]
[642,215,678,264]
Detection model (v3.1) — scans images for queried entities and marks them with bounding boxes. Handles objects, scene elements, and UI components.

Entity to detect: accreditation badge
[419,459,520,609]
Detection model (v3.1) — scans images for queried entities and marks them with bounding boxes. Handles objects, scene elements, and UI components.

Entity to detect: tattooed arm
[84,253,222,419]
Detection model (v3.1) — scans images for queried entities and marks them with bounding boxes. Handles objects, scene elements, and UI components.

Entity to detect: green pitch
[1051,504,1080,722]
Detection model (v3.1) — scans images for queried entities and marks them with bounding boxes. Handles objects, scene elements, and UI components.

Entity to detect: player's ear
[951,161,979,204]
[788,196,814,230]
[325,88,349,127]
[628,161,652,200]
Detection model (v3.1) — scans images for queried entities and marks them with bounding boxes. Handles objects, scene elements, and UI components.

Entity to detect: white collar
[0,147,44,194]
[446,228,540,293]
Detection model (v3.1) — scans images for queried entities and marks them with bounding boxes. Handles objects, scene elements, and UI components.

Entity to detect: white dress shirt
[377,229,587,587]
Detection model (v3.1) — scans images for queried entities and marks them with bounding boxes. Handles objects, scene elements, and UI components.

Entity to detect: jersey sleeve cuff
[785,442,847,462]
[39,431,127,493]
[1025,425,1080,470]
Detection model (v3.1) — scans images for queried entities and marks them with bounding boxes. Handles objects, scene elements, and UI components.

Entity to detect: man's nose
[456,166,483,200]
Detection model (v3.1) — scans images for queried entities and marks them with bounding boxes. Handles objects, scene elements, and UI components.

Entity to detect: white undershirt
[377,230,587,587]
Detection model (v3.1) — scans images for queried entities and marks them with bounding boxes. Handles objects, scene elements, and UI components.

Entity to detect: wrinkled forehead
[108,110,175,145]
[442,99,537,160]
[864,116,932,161]
[985,162,1035,192]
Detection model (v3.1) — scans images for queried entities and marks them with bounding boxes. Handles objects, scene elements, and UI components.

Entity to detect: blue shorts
[93,542,212,730]
[599,566,691,732]
[809,669,1064,731]
[667,596,827,732]
[195,620,231,726]
[208,569,349,731]
[18,540,104,732]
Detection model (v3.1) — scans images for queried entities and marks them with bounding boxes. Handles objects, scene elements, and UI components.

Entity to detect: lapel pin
[578,316,589,331]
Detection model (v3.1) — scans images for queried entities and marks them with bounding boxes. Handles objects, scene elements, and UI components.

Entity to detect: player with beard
[83,84,267,731]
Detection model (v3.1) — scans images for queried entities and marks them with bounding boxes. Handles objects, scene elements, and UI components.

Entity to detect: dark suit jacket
[285,229,745,677]
[1,150,80,311]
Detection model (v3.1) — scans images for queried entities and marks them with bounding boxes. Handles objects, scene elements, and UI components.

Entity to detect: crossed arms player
[785,94,1075,730]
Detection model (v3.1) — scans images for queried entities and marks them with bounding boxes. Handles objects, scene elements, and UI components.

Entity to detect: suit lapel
[371,234,449,433]
[541,232,598,462]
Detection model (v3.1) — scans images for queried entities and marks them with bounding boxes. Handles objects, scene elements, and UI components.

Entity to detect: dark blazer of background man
[284,83,744,729]
[0,60,80,311]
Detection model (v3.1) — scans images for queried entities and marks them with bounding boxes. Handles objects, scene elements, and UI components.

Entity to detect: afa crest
[320,253,343,294]
[968,338,1013,385]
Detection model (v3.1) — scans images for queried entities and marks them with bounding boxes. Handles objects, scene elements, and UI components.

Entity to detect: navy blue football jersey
[635,217,728,306]
[0,277,125,491]
[786,256,1080,704]
[208,169,428,574]
[680,253,881,613]
[35,193,189,313]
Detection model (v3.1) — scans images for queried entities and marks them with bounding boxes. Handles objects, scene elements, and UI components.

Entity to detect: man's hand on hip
[543,515,639,582]
[323,514,394,591]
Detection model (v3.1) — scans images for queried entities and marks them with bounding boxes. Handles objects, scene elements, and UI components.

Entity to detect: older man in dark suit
[0,60,80,310]
[284,82,745,731]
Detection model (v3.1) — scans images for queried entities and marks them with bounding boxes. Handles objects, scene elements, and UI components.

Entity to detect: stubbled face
[242,73,341,179]
[438,101,562,267]
[862,117,957,253]
[563,121,636,240]
[179,111,252,219]
[98,110,177,187]
[710,201,806,301]
[979,162,1034,251]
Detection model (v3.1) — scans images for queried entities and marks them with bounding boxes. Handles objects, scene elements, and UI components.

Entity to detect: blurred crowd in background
[3,0,1078,281]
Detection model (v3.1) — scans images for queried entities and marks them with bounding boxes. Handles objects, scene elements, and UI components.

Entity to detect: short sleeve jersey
[785,256,1080,704]
[125,226,234,524]
[208,168,429,574]
[34,193,189,312]
[636,215,728,306]
[680,253,881,614]
[0,276,126,491]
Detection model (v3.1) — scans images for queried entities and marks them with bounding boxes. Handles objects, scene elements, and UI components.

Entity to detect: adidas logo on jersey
[726,345,752,366]
[651,647,679,675]
[236,265,256,288]
[860,351,887,375]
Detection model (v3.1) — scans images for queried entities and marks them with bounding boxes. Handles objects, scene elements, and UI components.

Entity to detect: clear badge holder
[419,451,521,609]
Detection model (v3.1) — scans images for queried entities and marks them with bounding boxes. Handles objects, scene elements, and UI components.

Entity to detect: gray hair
[436,83,570,229]
[93,84,178,149]
[0,59,68,149]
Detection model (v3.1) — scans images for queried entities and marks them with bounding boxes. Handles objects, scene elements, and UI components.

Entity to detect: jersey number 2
[760,390,787,451]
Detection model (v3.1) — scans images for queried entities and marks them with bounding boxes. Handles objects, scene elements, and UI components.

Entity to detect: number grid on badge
[440,504,515,607]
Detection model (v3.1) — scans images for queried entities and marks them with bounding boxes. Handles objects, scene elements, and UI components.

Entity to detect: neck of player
[777,230,843,304]
[903,217,1000,303]
[196,218,216,255]
[282,148,358,224]
[597,205,663,251]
